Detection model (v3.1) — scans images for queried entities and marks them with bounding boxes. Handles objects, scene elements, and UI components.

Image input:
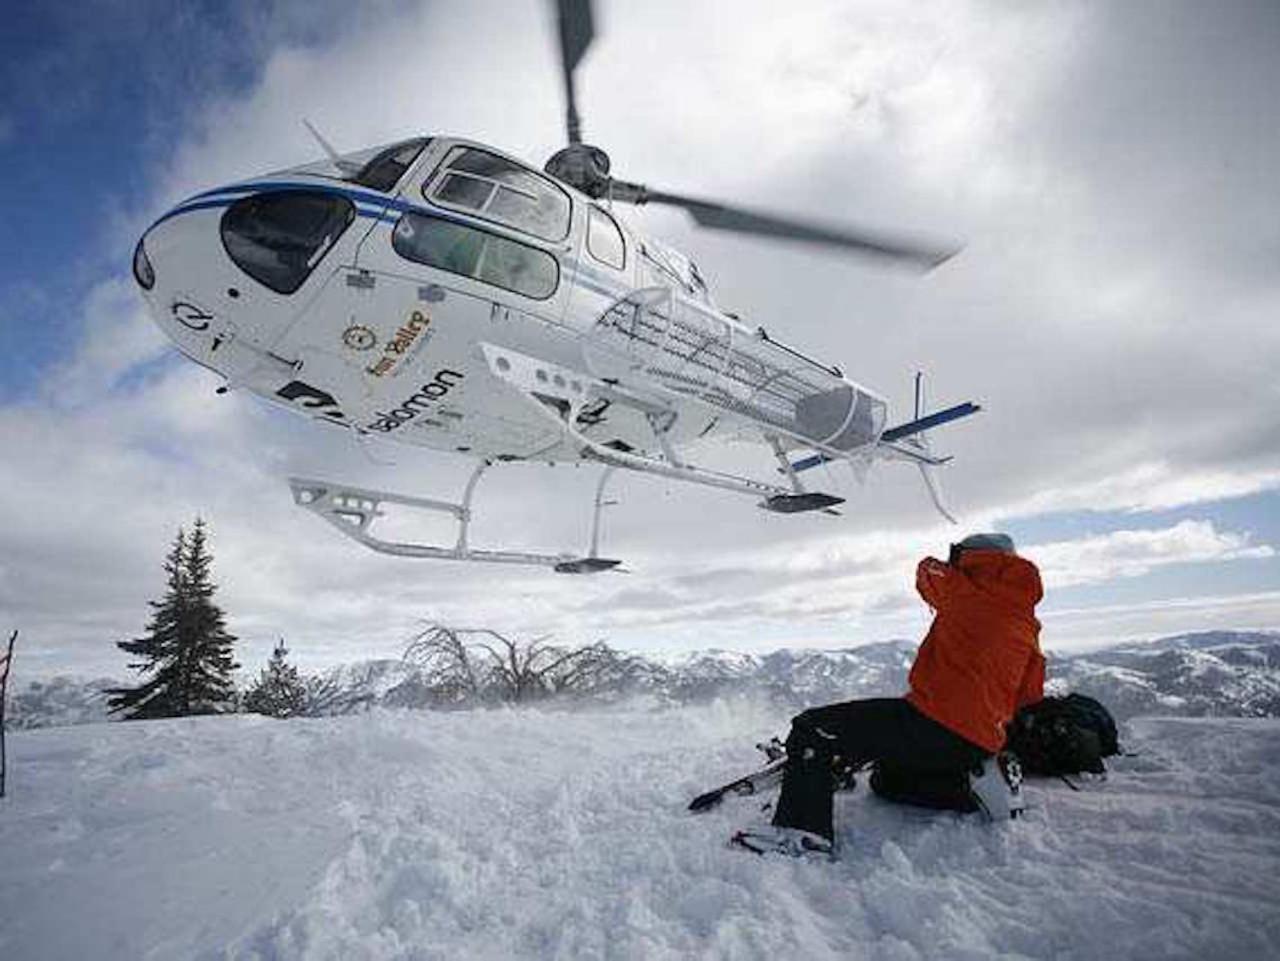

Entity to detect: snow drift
[2,702,1278,960]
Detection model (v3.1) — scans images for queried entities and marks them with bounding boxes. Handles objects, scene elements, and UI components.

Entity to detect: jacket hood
[956,549,1044,612]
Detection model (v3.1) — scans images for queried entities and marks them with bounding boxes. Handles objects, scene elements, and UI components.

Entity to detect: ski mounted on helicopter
[130,0,980,574]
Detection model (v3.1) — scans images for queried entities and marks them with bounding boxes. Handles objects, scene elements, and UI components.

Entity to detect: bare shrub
[402,624,639,705]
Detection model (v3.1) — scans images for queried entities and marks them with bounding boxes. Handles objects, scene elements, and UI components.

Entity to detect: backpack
[1005,693,1119,777]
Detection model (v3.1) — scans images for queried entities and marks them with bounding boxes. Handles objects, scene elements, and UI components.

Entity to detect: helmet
[948,532,1016,565]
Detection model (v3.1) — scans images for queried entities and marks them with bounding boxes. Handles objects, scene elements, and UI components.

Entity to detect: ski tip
[689,791,722,813]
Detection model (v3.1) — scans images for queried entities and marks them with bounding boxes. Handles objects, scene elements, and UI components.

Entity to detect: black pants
[771,698,987,840]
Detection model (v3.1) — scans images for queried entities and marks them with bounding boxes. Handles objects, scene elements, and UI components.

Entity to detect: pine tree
[106,526,187,719]
[179,519,239,712]
[244,639,308,718]
[107,518,240,719]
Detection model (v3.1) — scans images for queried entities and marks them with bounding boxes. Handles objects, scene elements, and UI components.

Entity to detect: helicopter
[131,0,981,574]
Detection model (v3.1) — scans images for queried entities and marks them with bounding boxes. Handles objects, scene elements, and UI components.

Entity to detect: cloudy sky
[2,0,1278,678]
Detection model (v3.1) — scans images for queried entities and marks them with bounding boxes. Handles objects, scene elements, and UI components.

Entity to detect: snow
[2,703,1279,960]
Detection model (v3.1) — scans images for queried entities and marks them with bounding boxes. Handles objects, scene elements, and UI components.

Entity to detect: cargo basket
[583,287,886,453]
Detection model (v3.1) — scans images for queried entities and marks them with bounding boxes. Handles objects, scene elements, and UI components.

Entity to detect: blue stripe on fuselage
[152,180,538,235]
[148,179,634,303]
[150,182,395,230]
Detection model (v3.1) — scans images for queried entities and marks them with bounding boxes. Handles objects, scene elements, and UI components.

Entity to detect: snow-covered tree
[107,519,239,719]
[244,640,308,718]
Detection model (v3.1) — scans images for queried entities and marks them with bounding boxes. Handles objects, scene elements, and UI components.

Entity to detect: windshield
[221,191,356,294]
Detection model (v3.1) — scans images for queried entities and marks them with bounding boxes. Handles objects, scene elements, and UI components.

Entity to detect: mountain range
[7,630,1279,730]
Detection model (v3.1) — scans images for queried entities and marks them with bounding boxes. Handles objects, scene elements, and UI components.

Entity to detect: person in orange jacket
[733,533,1045,857]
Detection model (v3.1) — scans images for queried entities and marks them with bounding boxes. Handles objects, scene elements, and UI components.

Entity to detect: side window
[392,212,559,300]
[587,206,626,270]
[426,147,571,242]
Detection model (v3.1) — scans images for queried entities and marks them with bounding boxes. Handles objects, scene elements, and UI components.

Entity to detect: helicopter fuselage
[135,135,889,468]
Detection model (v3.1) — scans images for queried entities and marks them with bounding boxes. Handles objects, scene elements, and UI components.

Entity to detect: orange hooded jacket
[905,550,1045,753]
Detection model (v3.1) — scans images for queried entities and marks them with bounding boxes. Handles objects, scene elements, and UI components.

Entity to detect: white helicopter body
[141,136,875,467]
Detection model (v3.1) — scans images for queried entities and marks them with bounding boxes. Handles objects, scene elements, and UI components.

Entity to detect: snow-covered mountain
[8,630,1279,728]
[654,640,919,707]
[1045,630,1280,720]
[262,629,1280,722]
[5,675,117,730]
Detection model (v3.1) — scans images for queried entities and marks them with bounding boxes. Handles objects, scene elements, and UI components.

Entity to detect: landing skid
[760,492,845,514]
[288,461,623,573]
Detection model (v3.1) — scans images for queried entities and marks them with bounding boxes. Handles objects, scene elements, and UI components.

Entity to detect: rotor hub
[544,143,612,198]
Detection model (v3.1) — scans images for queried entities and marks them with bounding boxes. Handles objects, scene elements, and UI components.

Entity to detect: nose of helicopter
[131,185,282,382]
[136,183,256,302]
[133,179,369,390]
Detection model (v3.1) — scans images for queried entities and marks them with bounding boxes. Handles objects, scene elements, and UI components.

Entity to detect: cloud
[40,278,169,408]
[1042,591,1280,651]
[119,0,1280,534]
[1028,520,1274,589]
[5,0,1280,675]
[553,519,1274,647]
[1006,464,1280,518]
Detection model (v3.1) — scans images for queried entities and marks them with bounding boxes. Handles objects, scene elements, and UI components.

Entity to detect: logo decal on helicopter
[342,324,377,351]
[366,369,464,433]
[276,380,347,423]
[366,309,434,379]
[171,300,214,332]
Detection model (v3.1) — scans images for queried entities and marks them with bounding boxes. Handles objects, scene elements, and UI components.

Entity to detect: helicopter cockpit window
[426,147,570,242]
[392,212,559,300]
[587,206,625,270]
[220,191,356,295]
[351,138,429,192]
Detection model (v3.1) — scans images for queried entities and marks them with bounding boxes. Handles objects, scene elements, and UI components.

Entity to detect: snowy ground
[2,701,1278,961]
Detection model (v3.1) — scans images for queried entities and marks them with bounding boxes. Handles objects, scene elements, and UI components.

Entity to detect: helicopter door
[286,232,494,439]
[283,211,569,456]
[388,144,578,322]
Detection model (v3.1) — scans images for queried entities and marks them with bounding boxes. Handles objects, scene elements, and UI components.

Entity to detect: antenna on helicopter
[542,0,959,270]
[302,119,361,175]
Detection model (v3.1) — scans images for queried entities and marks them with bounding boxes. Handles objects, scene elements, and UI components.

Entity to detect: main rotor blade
[554,0,595,144]
[632,187,959,270]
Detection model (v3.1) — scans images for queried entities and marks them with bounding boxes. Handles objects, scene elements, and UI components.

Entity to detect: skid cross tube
[589,466,618,560]
[767,433,805,494]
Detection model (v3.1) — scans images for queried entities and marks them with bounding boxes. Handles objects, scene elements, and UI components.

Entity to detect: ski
[688,758,787,813]
[729,826,837,860]
[688,739,862,814]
